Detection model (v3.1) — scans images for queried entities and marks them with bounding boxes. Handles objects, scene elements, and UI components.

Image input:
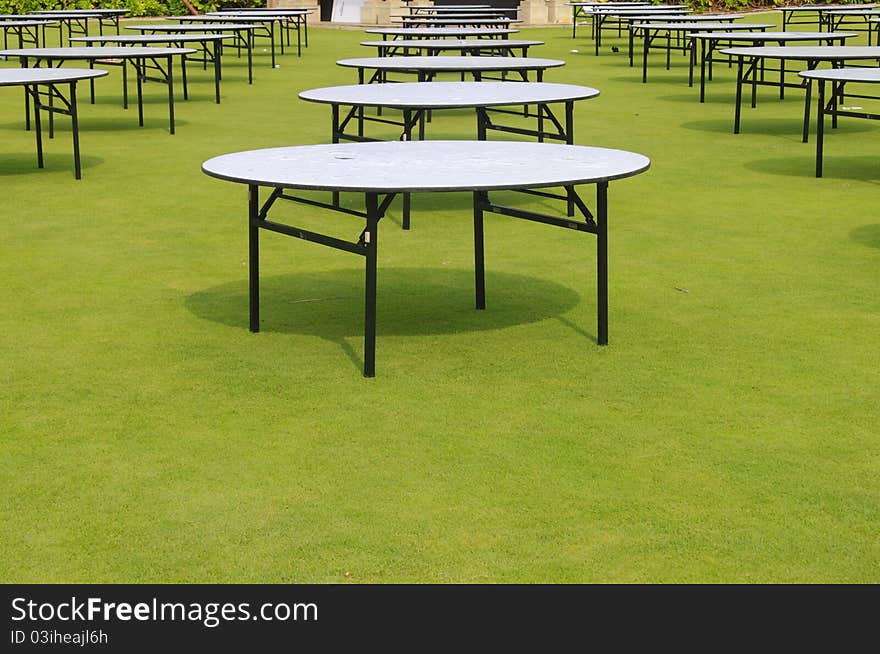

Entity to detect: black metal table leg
[70,81,81,180]
[734,56,743,133]
[167,55,175,134]
[699,39,707,102]
[803,75,812,143]
[248,184,261,332]
[597,181,608,345]
[181,51,188,101]
[473,191,486,310]
[213,39,221,103]
[32,84,44,169]
[135,60,143,126]
[816,78,825,177]
[363,193,379,378]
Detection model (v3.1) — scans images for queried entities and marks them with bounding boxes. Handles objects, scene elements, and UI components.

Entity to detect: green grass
[1,13,878,583]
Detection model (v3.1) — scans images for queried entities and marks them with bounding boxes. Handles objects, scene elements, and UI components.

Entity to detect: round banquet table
[336,55,566,84]
[202,140,650,377]
[0,46,195,133]
[360,38,542,57]
[0,67,108,178]
[719,45,880,135]
[798,67,880,177]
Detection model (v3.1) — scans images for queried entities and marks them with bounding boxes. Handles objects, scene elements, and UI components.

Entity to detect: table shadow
[743,155,880,182]
[187,267,584,370]
[849,224,880,248]
[679,117,807,137]
[655,93,735,105]
[0,152,103,176]
[681,117,878,139]
[0,115,188,133]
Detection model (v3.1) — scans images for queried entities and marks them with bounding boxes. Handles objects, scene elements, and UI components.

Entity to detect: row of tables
[203,12,652,376]
[6,6,875,375]
[568,3,880,44]
[566,4,880,178]
[0,8,314,178]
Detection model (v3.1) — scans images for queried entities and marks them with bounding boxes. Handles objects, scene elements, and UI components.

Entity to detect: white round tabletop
[299,81,599,109]
[127,24,257,31]
[364,27,519,37]
[633,22,773,30]
[720,45,880,59]
[33,9,130,14]
[414,6,514,11]
[360,39,543,49]
[206,10,310,16]
[630,13,741,20]
[799,67,880,82]
[28,10,109,17]
[70,34,234,44]
[0,46,197,58]
[591,8,690,14]
[202,141,650,193]
[175,15,289,22]
[823,8,880,15]
[778,4,876,10]
[0,67,109,85]
[0,19,59,26]
[336,55,566,72]
[689,31,858,40]
[396,18,518,24]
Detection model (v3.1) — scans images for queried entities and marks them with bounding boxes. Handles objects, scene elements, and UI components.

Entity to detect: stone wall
[268,0,321,12]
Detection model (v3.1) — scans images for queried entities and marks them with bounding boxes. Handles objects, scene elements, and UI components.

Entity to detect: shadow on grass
[743,155,880,182]
[850,224,880,248]
[656,93,735,105]
[187,268,584,369]
[0,115,187,133]
[682,117,879,139]
[0,152,103,176]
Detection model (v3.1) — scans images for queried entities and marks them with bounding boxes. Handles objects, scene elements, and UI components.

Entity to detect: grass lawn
[1,13,878,583]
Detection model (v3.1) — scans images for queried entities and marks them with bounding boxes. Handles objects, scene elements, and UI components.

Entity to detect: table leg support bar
[245,182,611,376]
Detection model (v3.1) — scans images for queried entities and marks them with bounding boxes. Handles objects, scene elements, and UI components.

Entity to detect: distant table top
[0,46,197,59]
[33,9,130,15]
[633,21,773,31]
[567,2,651,5]
[0,66,109,85]
[393,12,512,18]
[205,10,311,16]
[174,15,293,23]
[395,18,520,25]
[590,7,690,15]
[299,81,599,109]
[201,141,651,193]
[70,34,234,44]
[364,27,519,37]
[413,6,516,12]
[629,14,744,22]
[823,8,880,15]
[360,38,544,50]
[127,24,257,32]
[720,45,880,60]
[799,67,880,82]
[689,30,858,41]
[336,55,565,73]
[0,19,58,27]
[778,4,877,10]
[28,10,123,18]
